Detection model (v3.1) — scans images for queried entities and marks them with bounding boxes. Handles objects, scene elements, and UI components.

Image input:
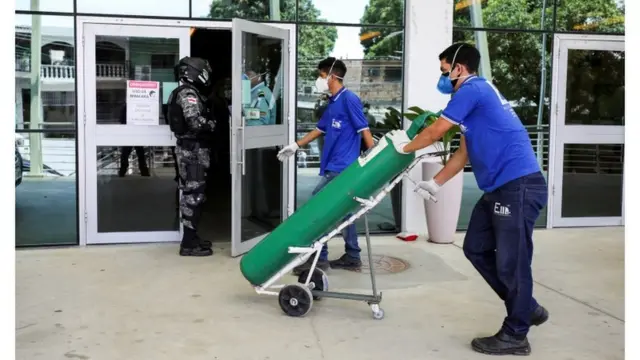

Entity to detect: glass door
[83,23,190,244]
[549,34,625,227]
[231,19,290,256]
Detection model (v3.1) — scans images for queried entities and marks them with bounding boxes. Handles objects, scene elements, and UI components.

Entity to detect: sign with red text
[126,80,159,126]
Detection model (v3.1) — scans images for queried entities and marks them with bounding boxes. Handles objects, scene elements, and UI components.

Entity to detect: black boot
[531,305,549,326]
[179,227,212,257]
[471,330,531,356]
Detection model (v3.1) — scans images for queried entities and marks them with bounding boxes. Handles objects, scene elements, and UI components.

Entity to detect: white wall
[401,0,453,236]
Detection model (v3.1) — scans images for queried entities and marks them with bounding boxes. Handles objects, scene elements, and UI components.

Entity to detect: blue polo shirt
[441,76,540,192]
[316,87,369,175]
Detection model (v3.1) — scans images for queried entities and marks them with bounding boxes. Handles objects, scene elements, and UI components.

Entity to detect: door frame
[76,16,297,246]
[230,18,292,256]
[547,33,625,228]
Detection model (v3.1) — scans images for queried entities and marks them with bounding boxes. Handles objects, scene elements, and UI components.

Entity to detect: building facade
[14,0,625,250]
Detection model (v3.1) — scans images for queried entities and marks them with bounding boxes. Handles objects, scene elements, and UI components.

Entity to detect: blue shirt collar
[329,87,347,102]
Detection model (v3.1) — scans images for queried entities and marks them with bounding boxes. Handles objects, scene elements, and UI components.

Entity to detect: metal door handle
[238,120,245,176]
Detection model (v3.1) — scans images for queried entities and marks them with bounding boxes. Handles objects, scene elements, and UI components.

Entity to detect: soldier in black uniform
[166,57,217,257]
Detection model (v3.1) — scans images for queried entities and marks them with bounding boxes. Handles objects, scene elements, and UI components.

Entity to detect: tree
[453,0,625,126]
[208,0,338,81]
[358,0,404,59]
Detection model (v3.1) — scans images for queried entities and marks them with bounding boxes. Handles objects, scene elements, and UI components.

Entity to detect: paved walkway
[16,227,624,360]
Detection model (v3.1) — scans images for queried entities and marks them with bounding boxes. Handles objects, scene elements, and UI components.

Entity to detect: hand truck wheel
[371,304,385,320]
[298,268,328,300]
[278,284,313,317]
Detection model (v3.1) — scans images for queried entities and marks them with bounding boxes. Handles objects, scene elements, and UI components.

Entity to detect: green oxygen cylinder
[240,111,439,286]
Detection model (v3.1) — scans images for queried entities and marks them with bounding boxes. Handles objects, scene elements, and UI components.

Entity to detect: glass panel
[16,131,78,246]
[241,147,283,242]
[295,25,404,233]
[241,32,284,126]
[193,0,295,21]
[554,0,625,33]
[77,0,189,17]
[16,0,73,12]
[97,146,180,233]
[561,144,624,218]
[95,36,179,126]
[454,0,553,30]
[15,15,76,132]
[565,49,625,126]
[301,0,403,25]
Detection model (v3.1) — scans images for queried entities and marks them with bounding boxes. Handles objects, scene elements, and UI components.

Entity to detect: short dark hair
[439,43,480,73]
[317,57,347,80]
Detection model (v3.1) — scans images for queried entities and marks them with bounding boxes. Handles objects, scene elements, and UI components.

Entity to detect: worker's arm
[344,93,374,149]
[433,135,468,185]
[296,128,323,147]
[402,117,454,153]
[361,129,375,149]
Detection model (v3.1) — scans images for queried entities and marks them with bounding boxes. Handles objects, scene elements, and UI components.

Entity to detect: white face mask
[315,76,329,93]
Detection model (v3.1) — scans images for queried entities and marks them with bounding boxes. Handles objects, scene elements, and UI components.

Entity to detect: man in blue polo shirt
[277,57,374,274]
[387,43,549,356]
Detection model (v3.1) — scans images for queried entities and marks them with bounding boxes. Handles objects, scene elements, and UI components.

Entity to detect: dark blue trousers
[463,172,548,337]
[313,171,361,261]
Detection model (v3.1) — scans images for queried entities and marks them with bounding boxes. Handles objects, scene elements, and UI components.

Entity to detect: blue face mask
[437,74,455,94]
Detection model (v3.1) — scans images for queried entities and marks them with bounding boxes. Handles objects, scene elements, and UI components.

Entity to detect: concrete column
[29,0,44,176]
[401,0,453,236]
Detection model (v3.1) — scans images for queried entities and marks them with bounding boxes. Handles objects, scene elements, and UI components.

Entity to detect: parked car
[15,146,23,186]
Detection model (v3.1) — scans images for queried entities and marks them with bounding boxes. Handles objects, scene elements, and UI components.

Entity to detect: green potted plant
[385,106,464,244]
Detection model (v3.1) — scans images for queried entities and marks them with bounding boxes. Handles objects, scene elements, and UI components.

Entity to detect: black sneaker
[329,254,362,271]
[531,305,549,326]
[292,257,329,276]
[471,330,531,356]
[179,246,213,257]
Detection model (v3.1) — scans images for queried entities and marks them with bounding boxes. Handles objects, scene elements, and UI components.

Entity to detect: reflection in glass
[195,0,295,21]
[97,146,180,233]
[241,33,283,126]
[15,132,78,246]
[565,50,625,126]
[15,15,76,131]
[77,0,189,17]
[453,0,553,30]
[453,30,551,127]
[306,0,403,25]
[95,36,179,125]
[554,0,625,33]
[242,147,282,242]
[561,144,624,218]
[295,25,404,233]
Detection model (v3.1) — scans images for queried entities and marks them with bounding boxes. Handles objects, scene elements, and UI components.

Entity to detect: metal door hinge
[82,36,85,47]
[83,112,86,126]
[552,185,555,195]
[84,211,88,223]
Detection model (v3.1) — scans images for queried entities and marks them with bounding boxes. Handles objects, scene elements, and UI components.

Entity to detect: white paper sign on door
[126,80,159,126]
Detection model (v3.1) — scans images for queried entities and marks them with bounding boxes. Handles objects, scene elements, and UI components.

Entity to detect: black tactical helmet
[175,56,213,92]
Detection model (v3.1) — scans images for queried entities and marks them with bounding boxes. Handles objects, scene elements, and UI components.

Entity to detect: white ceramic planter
[421,162,464,244]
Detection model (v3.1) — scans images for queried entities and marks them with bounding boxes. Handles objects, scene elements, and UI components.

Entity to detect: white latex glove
[386,130,411,154]
[414,179,441,202]
[277,142,299,162]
